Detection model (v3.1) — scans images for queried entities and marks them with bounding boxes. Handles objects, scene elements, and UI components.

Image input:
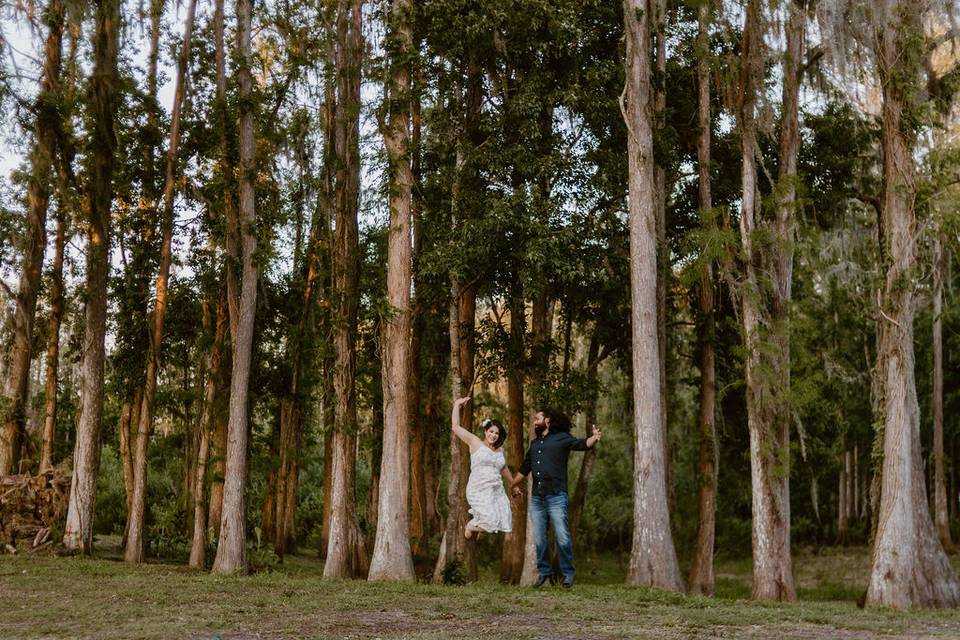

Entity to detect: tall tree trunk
[324,0,367,579]
[63,0,119,551]
[838,432,849,544]
[687,0,717,596]
[933,235,953,551]
[433,64,480,583]
[369,0,416,581]
[622,0,683,592]
[652,0,670,510]
[126,0,199,563]
[407,43,427,559]
[501,289,527,584]
[1,0,65,476]
[569,333,604,541]
[211,0,258,575]
[39,202,67,473]
[733,0,799,601]
[866,1,960,606]
[191,296,227,567]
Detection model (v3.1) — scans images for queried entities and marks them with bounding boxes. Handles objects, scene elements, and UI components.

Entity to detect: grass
[3,545,960,639]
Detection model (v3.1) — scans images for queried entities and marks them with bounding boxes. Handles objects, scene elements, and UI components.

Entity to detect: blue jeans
[529,491,574,579]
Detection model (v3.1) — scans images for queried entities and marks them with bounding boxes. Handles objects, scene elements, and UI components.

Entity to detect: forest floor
[2,543,960,639]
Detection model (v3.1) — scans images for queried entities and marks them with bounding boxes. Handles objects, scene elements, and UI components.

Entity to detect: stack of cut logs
[0,466,71,553]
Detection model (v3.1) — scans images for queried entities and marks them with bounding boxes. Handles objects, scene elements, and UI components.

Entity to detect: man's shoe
[534,574,550,588]
[562,575,574,589]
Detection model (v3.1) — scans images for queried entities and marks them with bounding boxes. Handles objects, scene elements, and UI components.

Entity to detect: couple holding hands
[450,395,602,589]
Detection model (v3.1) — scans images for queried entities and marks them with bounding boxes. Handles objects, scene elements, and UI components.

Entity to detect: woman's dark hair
[482,418,507,449]
[541,409,572,433]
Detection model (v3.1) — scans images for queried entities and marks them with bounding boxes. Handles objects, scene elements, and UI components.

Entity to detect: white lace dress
[466,446,512,533]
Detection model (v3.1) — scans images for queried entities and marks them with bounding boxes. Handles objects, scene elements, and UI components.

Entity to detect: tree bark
[407,43,427,559]
[622,0,683,592]
[933,235,953,551]
[126,0,198,564]
[211,0,259,575]
[39,202,67,473]
[733,0,799,601]
[687,0,717,596]
[1,0,65,476]
[866,1,960,606]
[323,0,367,579]
[368,0,417,582]
[62,0,120,552]
[190,296,227,567]
[839,432,849,544]
[569,333,604,542]
[501,289,527,584]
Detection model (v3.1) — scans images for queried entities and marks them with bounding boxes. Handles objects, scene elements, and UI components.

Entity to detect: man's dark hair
[541,409,572,433]
[482,418,507,449]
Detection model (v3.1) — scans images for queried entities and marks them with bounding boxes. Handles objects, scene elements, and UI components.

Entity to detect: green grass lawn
[3,545,960,639]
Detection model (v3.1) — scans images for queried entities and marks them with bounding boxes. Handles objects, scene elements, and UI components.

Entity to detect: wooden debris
[0,466,71,551]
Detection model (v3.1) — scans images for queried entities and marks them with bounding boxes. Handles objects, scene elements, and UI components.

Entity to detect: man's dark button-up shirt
[519,430,590,496]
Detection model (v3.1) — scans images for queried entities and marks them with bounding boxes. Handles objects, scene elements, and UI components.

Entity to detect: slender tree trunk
[408,45,427,559]
[191,297,226,567]
[622,0,683,592]
[126,0,198,563]
[1,0,65,476]
[687,1,717,596]
[211,0,258,575]
[652,0,670,509]
[865,0,960,607]
[933,235,953,551]
[205,0,230,541]
[569,333,604,541]
[501,289,527,584]
[839,432,849,544]
[63,0,119,552]
[39,203,67,473]
[324,0,367,579]
[854,443,860,522]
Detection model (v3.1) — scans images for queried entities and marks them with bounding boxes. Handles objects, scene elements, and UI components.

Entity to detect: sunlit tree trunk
[866,0,960,606]
[63,0,120,552]
[368,0,416,581]
[1,0,65,476]
[622,0,683,591]
[324,0,368,579]
[126,0,198,563]
[211,0,259,575]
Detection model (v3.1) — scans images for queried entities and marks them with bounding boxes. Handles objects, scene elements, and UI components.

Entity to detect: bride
[451,395,513,539]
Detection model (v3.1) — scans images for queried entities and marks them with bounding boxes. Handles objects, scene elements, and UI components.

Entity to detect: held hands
[591,424,602,441]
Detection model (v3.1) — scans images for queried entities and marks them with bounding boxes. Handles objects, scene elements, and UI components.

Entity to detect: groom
[509,409,601,588]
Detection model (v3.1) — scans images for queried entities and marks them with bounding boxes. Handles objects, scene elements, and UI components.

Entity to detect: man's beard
[534,424,546,437]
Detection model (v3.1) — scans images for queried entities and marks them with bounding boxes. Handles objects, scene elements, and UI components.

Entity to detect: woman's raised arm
[451,395,483,453]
